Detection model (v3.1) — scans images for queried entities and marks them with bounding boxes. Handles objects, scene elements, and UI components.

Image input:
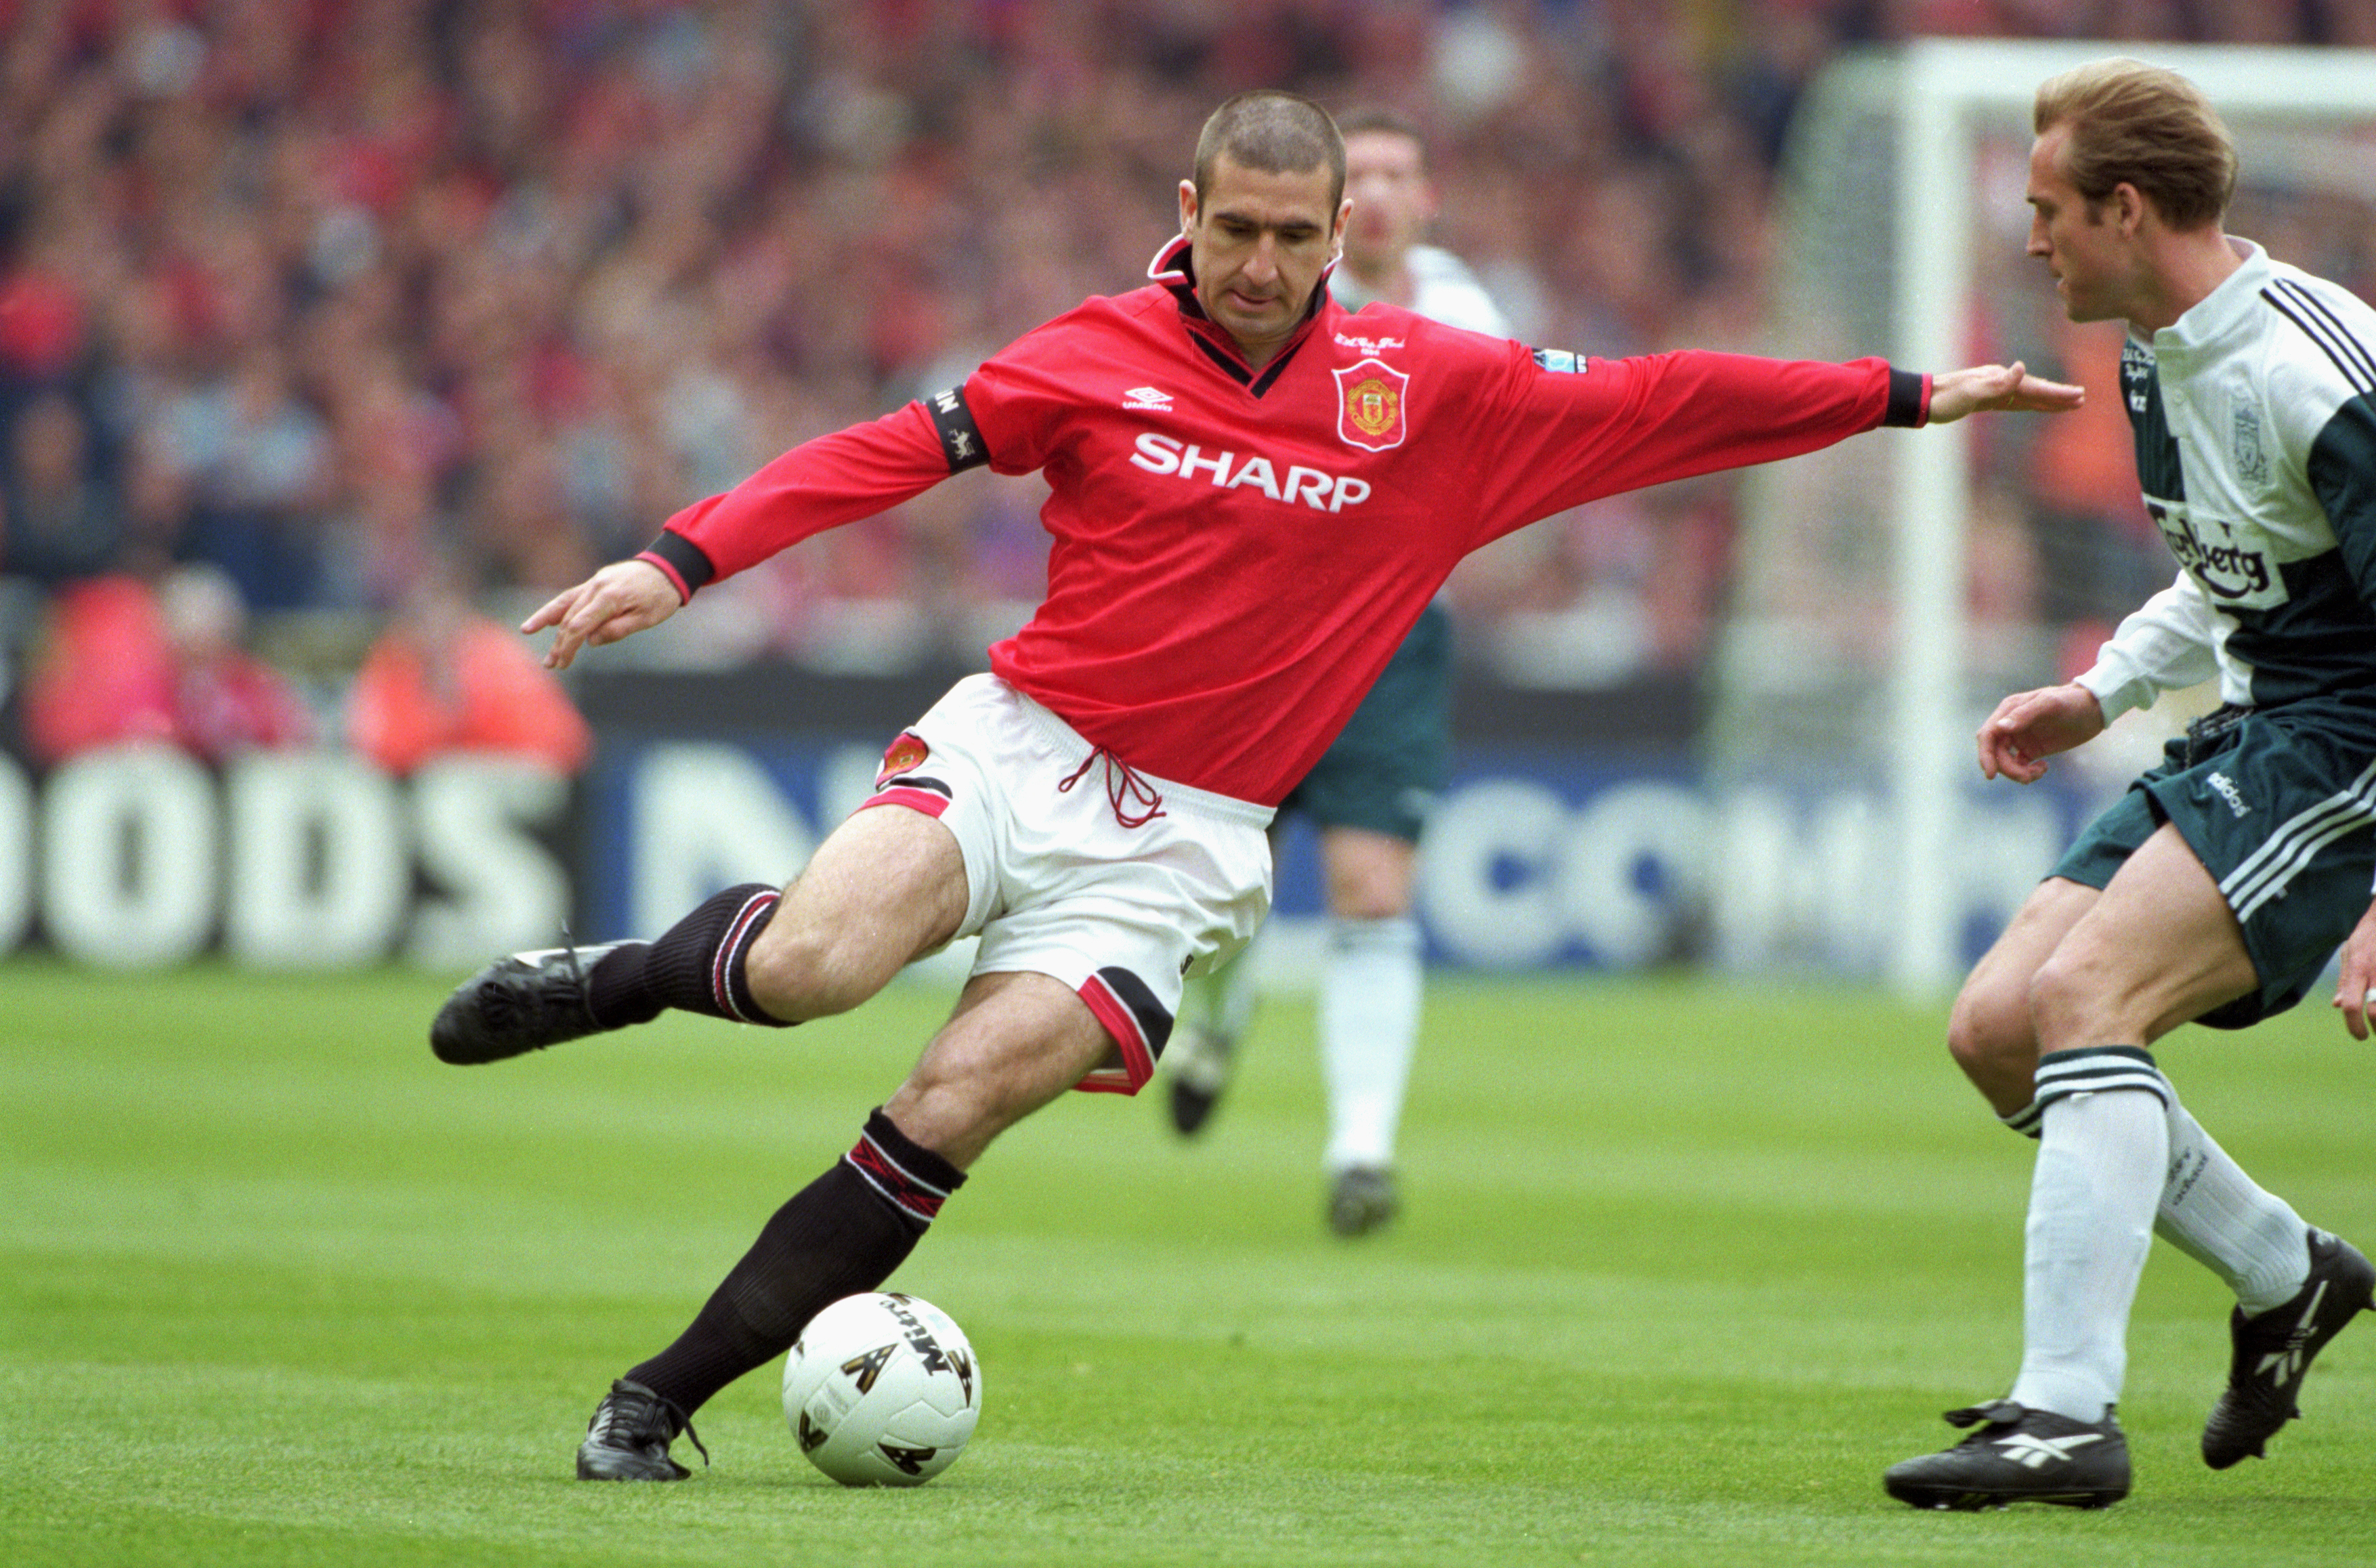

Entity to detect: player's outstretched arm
[524,558,681,671]
[2334,899,2376,1042]
[1925,362,2084,424]
[1975,682,2105,783]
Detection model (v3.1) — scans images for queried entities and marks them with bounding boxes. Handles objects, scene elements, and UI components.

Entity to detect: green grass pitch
[6,960,2374,1566]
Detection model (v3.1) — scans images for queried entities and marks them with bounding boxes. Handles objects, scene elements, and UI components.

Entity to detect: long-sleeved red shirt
[644,236,1925,804]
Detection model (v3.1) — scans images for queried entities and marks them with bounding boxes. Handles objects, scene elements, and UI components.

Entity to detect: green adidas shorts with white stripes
[2053,692,2376,1030]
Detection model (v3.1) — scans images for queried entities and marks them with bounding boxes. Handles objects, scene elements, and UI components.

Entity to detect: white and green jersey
[1330,245,1510,338]
[2077,239,2376,720]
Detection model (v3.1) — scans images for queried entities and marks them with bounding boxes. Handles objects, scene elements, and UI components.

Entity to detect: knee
[1323,841,1416,920]
[883,1061,1033,1169]
[1947,975,2039,1106]
[2026,947,2107,1046]
[743,921,873,1021]
[1948,975,2016,1071]
[1330,882,1409,923]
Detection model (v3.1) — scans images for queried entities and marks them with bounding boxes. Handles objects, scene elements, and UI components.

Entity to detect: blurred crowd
[3,0,2375,767]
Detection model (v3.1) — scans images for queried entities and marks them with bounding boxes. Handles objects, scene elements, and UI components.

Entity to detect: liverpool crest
[2232,402,2266,488]
[1333,358,1409,452]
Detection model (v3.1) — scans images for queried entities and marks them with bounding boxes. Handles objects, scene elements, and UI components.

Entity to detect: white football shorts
[857,673,1274,1095]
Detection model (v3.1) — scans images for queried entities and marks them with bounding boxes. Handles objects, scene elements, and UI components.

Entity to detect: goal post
[1731,39,2376,998]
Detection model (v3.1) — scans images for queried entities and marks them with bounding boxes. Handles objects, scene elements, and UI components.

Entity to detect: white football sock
[1319,915,1422,1174]
[1187,931,1260,1044]
[2008,1080,2167,1423]
[2155,1099,2310,1315]
[2005,1082,2313,1317]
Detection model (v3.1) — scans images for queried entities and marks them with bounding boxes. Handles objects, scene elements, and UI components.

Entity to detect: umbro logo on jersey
[1993,1431,2106,1470]
[1122,386,1174,411]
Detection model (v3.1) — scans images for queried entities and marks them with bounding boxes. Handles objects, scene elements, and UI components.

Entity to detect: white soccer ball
[781,1292,982,1486]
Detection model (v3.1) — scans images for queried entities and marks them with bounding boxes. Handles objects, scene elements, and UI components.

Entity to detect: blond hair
[2034,58,2235,230]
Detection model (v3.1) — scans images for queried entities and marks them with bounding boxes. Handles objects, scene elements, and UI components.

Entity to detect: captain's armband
[924,385,991,473]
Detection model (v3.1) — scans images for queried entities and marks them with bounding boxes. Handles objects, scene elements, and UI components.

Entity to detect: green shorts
[2052,694,2376,1029]
[1281,601,1454,844]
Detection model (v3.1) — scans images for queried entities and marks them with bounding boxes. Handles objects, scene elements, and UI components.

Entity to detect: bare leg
[887,969,1118,1166]
[744,804,971,1021]
[1948,876,2097,1118]
[2029,824,2259,1051]
[2003,826,2260,1422]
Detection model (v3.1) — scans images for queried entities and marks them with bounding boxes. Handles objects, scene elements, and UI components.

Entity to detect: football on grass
[782,1292,981,1485]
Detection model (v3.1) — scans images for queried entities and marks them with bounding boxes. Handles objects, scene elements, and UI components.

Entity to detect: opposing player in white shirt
[1885,58,2376,1511]
[1164,110,1512,1237]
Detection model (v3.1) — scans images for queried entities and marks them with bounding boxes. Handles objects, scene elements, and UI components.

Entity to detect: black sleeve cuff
[923,384,991,473]
[641,530,717,599]
[1883,367,1928,428]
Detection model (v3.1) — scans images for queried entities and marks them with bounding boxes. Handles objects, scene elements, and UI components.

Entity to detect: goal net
[1716,39,2376,996]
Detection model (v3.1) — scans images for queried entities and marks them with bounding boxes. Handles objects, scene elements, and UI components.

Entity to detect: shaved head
[1193,90,1345,210]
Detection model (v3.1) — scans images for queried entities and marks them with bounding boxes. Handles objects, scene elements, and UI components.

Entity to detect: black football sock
[624,1109,966,1420]
[586,883,790,1028]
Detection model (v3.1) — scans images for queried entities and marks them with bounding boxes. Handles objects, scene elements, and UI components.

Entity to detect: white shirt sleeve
[2071,571,2223,722]
[1407,247,1512,338]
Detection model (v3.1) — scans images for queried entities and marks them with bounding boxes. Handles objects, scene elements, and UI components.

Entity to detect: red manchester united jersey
[644,236,1926,804]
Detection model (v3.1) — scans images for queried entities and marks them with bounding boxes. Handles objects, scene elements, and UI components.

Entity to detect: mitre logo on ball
[782,1292,982,1487]
[1334,358,1409,451]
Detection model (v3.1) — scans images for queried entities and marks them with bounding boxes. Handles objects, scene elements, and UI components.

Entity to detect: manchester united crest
[1333,358,1409,452]
[876,731,930,786]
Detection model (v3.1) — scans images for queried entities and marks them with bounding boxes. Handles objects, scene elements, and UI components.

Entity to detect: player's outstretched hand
[1926,362,2085,424]
[1976,682,2105,784]
[524,558,681,670]
[2333,899,2376,1041]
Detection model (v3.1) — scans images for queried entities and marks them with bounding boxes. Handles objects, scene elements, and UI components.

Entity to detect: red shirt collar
[1146,233,1338,381]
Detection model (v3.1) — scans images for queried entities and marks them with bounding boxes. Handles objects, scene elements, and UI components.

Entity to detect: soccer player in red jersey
[1164,110,1518,1241]
[429,89,2081,1481]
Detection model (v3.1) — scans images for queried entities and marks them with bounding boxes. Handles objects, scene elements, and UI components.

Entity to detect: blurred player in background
[1884,59,2376,1512]
[1166,109,1510,1239]
[427,89,2075,1483]
[347,559,593,778]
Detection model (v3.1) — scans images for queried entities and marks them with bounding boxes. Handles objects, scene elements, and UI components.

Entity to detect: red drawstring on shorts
[1057,746,1168,828]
